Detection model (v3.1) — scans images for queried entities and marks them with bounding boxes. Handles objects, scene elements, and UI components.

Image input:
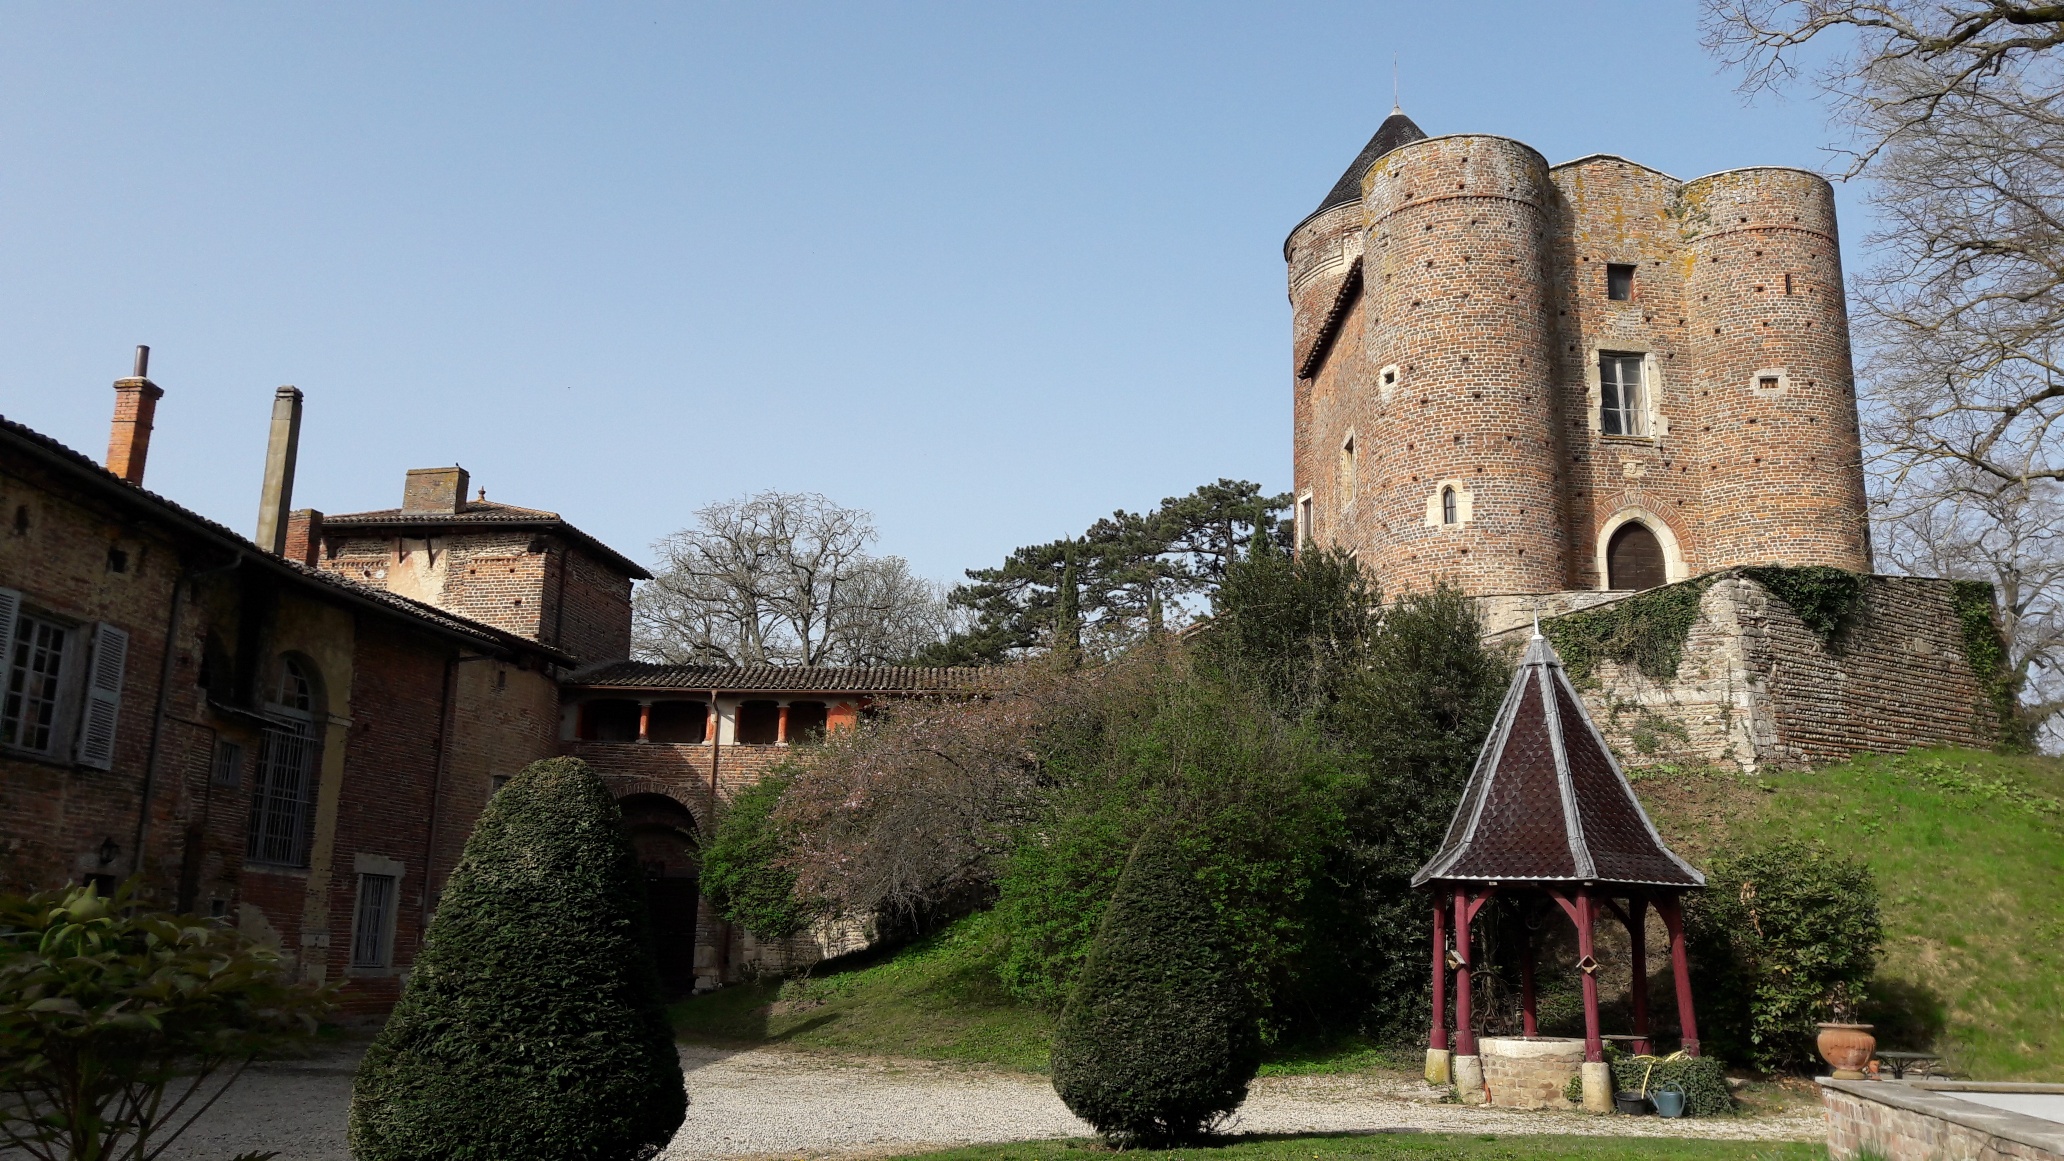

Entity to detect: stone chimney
[284,509,324,567]
[255,386,304,555]
[106,345,163,486]
[402,466,469,515]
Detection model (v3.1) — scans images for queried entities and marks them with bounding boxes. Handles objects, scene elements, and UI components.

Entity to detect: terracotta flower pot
[1816,1023,1876,1079]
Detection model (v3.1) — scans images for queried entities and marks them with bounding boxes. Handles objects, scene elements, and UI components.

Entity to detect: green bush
[1049,825,1260,1144]
[702,770,814,939]
[0,879,330,1161]
[350,757,686,1161]
[1611,1055,1732,1117]
[1686,838,1883,1072]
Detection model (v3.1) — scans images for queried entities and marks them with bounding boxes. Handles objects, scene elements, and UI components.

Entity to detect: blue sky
[0,2,1856,584]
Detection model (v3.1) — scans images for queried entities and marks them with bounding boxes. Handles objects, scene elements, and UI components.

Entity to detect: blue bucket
[1652,1082,1689,1118]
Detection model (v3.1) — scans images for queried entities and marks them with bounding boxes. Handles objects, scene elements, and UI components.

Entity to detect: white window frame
[0,588,128,767]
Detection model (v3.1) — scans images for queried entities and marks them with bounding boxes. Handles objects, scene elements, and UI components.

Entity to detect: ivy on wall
[1947,579,2028,750]
[1542,578,1714,686]
[1740,565,1867,647]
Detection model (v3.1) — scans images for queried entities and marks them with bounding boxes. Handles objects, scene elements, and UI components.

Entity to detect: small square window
[1606,263,1635,301]
[1758,376,1781,393]
[210,737,244,788]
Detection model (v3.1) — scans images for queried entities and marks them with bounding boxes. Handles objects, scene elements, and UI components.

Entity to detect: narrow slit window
[1297,496,1313,547]
[1606,263,1635,301]
[1441,486,1458,525]
[1599,353,1649,437]
[1339,434,1357,499]
[1784,273,1794,295]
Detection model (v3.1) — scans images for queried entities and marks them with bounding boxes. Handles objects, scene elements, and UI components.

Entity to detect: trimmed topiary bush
[1049,825,1260,1145]
[349,757,686,1161]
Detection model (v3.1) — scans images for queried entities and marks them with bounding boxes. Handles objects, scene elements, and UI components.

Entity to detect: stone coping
[1479,1037,1586,1059]
[1819,1078,2064,1155]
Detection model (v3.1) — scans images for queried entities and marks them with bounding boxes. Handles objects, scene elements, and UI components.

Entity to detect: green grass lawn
[883,1134,1825,1161]
[1634,747,2064,1082]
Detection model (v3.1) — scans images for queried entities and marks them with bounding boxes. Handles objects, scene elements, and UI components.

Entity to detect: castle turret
[1679,169,1870,571]
[1355,134,1567,593]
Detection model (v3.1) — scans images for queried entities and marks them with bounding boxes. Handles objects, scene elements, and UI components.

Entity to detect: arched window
[1441,486,1458,525]
[1606,522,1668,591]
[274,657,316,716]
[249,656,324,867]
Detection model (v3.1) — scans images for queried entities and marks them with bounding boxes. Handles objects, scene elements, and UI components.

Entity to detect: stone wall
[1480,1038,1583,1110]
[1486,572,1999,772]
[1821,1080,2064,1161]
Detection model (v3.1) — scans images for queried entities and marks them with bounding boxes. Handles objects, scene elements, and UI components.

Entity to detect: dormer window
[1606,263,1635,301]
[1600,352,1650,437]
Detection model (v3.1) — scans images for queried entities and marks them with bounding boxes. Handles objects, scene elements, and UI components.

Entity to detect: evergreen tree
[349,757,686,1161]
[1049,825,1260,1145]
[1054,543,1082,668]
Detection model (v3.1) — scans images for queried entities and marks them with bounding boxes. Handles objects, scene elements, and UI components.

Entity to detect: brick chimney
[402,466,469,515]
[255,386,304,554]
[284,508,324,566]
[106,345,162,486]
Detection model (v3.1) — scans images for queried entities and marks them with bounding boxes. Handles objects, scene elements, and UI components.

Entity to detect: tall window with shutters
[0,587,129,765]
[247,657,322,867]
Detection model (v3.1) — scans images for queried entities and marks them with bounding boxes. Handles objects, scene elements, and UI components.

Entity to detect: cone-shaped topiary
[1049,824,1259,1145]
[349,757,686,1161]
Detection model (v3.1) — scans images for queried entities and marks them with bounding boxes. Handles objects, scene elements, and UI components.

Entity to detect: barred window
[351,873,397,969]
[1599,353,1649,437]
[247,658,322,867]
[211,736,245,788]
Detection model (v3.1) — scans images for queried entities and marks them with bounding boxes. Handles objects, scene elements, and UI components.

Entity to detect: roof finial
[1392,54,1402,116]
[1531,597,1543,641]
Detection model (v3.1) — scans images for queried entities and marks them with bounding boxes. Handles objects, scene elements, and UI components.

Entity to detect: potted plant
[1816,991,1875,1080]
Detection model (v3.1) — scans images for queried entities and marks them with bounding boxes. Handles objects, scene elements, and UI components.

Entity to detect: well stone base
[1454,1054,1487,1105]
[1581,1062,1615,1114]
[1480,1037,1583,1110]
[1425,1048,1452,1086]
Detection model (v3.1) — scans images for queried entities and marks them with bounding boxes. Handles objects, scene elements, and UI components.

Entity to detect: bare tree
[633,491,957,666]
[1703,0,2064,740]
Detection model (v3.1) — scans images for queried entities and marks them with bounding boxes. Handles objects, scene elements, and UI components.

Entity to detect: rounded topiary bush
[349,757,686,1161]
[1049,825,1259,1145]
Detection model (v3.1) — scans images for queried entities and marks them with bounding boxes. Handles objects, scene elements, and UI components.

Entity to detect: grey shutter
[0,588,19,676]
[74,622,129,770]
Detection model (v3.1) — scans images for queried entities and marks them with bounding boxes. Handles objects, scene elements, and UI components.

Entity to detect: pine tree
[349,757,686,1161]
[1054,542,1082,668]
[1049,825,1259,1145]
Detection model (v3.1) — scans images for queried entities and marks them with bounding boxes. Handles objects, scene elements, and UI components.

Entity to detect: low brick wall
[1480,1037,1583,1110]
[1820,1079,2064,1161]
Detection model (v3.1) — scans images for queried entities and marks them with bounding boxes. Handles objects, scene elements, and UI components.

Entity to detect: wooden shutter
[74,623,130,770]
[0,588,19,676]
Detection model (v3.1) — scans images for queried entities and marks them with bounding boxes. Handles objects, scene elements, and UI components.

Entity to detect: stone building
[1287,113,2005,770]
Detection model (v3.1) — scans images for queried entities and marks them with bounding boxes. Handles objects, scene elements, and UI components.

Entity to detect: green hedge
[349,757,686,1161]
[702,770,814,939]
[1050,825,1260,1144]
[1611,1055,1732,1117]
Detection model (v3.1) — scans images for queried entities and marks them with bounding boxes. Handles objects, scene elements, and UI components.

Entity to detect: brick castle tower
[1288,111,1871,598]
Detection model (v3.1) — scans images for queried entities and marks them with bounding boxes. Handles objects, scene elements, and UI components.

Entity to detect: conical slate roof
[1311,109,1427,220]
[1413,632,1704,889]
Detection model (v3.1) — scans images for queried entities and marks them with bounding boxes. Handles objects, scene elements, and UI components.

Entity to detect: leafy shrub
[0,879,330,1161]
[1049,825,1260,1144]
[1542,578,1713,685]
[1686,837,1883,1072]
[1611,1055,1732,1117]
[702,770,813,939]
[350,757,686,1161]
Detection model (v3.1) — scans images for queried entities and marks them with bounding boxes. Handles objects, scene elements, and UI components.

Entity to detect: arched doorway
[1607,522,1668,591]
[619,793,700,995]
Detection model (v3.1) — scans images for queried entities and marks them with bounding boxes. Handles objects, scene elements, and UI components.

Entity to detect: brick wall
[549,546,634,665]
[1490,573,1998,772]
[1479,1038,1583,1110]
[1821,1082,2063,1161]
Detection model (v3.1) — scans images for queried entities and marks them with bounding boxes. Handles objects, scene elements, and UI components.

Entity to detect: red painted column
[1628,895,1652,1055]
[1453,887,1476,1056]
[776,703,790,745]
[637,701,652,743]
[1520,926,1538,1039]
[1659,894,1701,1057]
[705,702,718,744]
[1576,888,1603,1064]
[1430,898,1449,1051]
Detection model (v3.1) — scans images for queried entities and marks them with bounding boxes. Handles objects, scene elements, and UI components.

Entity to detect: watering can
[1652,1081,1689,1118]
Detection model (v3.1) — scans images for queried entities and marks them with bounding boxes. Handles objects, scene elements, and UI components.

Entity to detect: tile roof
[0,413,571,665]
[1286,109,1428,255]
[323,500,651,579]
[566,661,989,693]
[1414,632,1704,889]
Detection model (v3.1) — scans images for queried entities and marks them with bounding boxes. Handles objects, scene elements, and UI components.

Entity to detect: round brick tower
[1680,168,1871,571]
[1358,134,1567,593]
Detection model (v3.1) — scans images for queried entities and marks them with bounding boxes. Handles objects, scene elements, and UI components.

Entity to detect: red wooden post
[1453,887,1476,1056]
[1520,924,1538,1039]
[1430,897,1449,1052]
[1576,887,1603,1064]
[776,703,791,744]
[1659,894,1700,1057]
[637,701,652,743]
[1627,894,1652,1055]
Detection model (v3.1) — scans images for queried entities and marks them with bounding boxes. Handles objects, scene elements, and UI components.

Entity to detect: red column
[637,701,652,743]
[1453,887,1476,1056]
[1576,888,1603,1064]
[1430,898,1449,1052]
[776,703,790,745]
[1659,894,1701,1057]
[705,702,718,744]
[1628,895,1652,1055]
[1520,926,1538,1039]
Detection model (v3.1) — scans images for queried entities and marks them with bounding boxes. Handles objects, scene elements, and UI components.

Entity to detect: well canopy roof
[1413,632,1704,890]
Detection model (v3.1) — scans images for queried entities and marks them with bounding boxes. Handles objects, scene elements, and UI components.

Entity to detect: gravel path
[157,1042,1823,1161]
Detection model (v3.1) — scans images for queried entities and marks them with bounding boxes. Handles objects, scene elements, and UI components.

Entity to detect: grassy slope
[887,1135,1823,1161]
[1634,747,2063,1082]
